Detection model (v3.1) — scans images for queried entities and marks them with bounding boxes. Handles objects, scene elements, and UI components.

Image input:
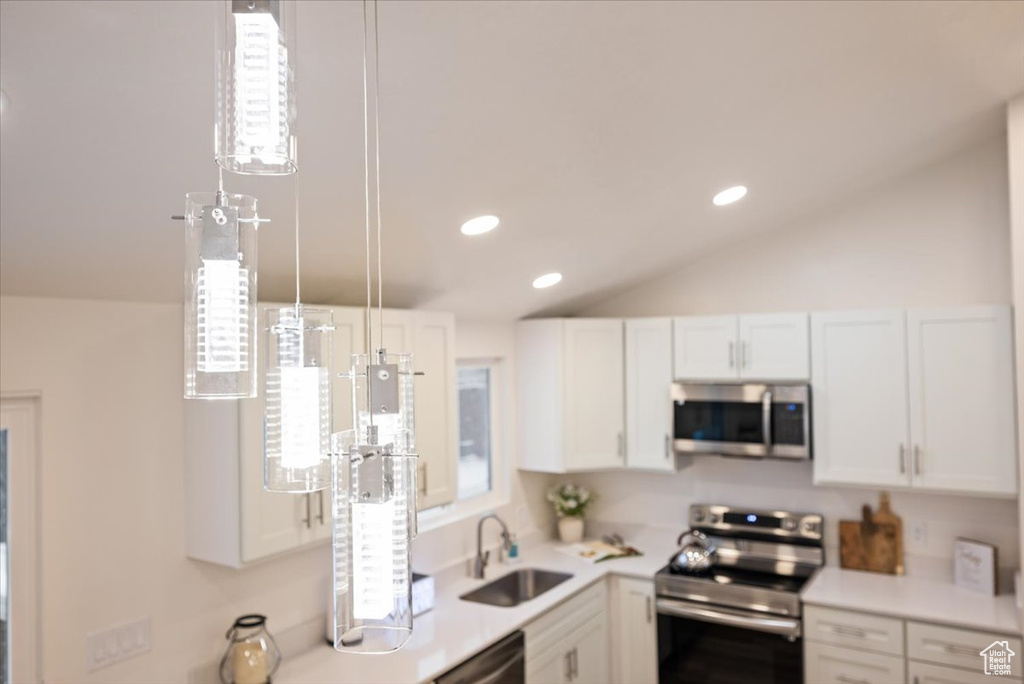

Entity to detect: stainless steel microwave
[671,383,811,460]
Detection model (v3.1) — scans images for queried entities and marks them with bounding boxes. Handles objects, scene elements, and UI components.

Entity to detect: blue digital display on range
[746,514,757,523]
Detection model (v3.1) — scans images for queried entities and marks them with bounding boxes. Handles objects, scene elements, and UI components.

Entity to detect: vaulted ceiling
[1,1,1022,319]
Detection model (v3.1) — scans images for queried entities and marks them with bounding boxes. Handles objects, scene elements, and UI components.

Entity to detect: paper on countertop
[555,540,642,563]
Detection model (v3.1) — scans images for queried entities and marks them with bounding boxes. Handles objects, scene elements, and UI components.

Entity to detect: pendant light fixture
[264,177,334,493]
[216,0,298,175]
[178,171,264,400]
[331,0,419,654]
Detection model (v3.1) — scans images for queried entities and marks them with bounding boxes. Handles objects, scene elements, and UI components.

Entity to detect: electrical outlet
[86,617,151,672]
[909,521,928,549]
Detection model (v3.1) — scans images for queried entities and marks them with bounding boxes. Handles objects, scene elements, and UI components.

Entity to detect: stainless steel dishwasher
[435,630,524,684]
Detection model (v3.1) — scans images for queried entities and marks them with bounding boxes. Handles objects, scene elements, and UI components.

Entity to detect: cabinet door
[625,318,675,471]
[805,642,907,684]
[309,306,365,541]
[811,310,912,488]
[673,316,739,380]
[413,311,457,510]
[908,660,1005,684]
[738,312,810,380]
[240,303,318,562]
[907,306,1018,495]
[526,644,570,684]
[571,613,610,684]
[563,319,625,471]
[612,578,657,684]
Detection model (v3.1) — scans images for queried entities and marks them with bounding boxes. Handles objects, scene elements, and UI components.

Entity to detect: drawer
[523,579,606,650]
[908,659,1022,684]
[805,605,905,657]
[805,641,906,684]
[908,621,1021,678]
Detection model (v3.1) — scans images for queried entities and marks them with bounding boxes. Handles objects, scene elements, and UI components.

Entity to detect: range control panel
[689,504,823,541]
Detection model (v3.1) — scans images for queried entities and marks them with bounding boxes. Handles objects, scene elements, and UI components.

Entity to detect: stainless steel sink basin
[460,568,574,607]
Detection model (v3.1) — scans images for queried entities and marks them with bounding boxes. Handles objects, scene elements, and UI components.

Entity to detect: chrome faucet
[473,513,512,579]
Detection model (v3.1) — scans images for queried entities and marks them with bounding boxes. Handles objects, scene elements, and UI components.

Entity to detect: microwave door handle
[762,389,773,452]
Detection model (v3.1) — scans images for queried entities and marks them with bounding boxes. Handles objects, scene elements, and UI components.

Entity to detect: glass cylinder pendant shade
[264,306,334,492]
[332,352,419,654]
[183,192,259,400]
[215,0,297,175]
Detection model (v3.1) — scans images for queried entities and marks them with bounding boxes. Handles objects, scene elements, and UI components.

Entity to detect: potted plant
[547,483,594,543]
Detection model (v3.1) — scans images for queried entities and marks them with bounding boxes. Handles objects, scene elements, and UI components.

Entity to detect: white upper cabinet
[738,312,810,380]
[906,306,1018,495]
[517,319,625,473]
[812,310,911,488]
[673,315,739,380]
[674,313,809,381]
[812,305,1018,496]
[625,318,676,471]
[185,304,457,568]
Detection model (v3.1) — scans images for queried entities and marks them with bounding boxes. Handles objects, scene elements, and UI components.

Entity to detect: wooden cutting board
[839,498,902,575]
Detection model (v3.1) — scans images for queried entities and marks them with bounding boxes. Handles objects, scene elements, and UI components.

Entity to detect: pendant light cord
[362,0,375,428]
[294,173,301,308]
[373,0,383,348]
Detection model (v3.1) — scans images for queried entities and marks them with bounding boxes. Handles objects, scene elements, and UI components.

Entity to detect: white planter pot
[558,517,585,543]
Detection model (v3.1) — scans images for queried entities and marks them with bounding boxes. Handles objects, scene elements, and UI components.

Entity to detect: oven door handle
[656,598,801,639]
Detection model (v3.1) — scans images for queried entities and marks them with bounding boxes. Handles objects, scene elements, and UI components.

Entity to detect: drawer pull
[825,623,870,639]
[836,676,870,684]
[926,640,981,658]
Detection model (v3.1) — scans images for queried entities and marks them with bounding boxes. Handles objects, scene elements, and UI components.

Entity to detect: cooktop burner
[662,564,811,594]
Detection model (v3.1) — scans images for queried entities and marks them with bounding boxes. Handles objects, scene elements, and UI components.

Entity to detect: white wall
[574,136,1019,581]
[1006,95,1024,614]
[0,297,549,684]
[584,136,1012,317]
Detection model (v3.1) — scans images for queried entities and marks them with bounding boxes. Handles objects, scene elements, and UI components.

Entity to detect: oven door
[656,598,803,684]
[672,384,771,457]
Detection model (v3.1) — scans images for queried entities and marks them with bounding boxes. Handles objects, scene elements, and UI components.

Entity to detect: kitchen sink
[460,568,574,607]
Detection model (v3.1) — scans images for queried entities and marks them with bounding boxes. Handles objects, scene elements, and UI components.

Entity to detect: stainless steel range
[655,504,824,684]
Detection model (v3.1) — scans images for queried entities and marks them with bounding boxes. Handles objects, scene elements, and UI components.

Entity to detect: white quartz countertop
[276,527,676,684]
[279,531,1022,684]
[801,566,1021,635]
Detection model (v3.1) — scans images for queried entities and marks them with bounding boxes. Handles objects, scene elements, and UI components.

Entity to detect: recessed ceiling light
[532,272,563,289]
[460,215,500,236]
[712,185,747,206]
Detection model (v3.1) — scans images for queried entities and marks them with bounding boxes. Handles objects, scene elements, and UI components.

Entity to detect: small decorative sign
[954,537,998,596]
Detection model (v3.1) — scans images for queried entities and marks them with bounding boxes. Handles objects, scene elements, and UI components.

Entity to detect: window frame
[418,357,508,531]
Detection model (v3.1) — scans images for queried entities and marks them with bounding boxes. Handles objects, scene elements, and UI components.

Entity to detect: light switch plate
[86,617,151,672]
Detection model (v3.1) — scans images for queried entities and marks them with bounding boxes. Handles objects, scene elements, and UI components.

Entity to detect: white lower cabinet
[805,641,906,684]
[805,606,1023,684]
[611,577,658,684]
[908,660,1001,684]
[525,581,609,684]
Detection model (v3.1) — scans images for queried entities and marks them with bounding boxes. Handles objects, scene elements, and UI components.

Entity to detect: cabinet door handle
[419,462,428,495]
[564,650,573,681]
[899,444,906,475]
[316,490,325,524]
[664,434,671,460]
[645,595,653,623]
[301,494,311,529]
[617,432,624,459]
[571,647,578,679]
[913,444,922,476]
[728,341,735,369]
[836,676,870,684]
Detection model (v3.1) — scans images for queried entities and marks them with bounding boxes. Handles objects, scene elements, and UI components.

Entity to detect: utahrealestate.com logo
[980,641,1016,676]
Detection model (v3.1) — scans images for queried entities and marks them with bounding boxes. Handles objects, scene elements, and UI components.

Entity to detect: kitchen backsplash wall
[569,458,1020,583]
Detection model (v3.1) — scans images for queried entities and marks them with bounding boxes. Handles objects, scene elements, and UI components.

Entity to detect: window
[457,365,492,500]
